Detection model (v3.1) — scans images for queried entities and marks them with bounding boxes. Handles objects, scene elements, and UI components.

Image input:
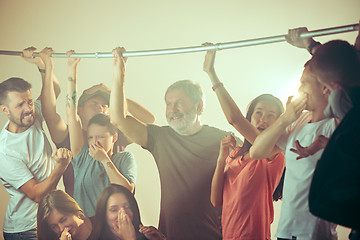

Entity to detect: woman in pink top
[203,45,285,240]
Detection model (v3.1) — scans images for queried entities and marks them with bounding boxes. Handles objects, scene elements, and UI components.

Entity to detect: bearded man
[109,47,240,240]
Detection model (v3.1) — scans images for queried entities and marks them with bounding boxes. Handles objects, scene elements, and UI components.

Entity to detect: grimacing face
[165,89,199,134]
[1,90,35,132]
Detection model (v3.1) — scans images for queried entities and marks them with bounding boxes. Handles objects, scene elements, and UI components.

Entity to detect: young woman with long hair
[204,46,285,240]
[90,184,165,240]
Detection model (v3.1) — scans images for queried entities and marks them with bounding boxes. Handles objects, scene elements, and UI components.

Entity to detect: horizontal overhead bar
[0,23,358,58]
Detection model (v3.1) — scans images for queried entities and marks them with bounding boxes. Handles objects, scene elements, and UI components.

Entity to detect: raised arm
[22,47,60,99]
[83,83,155,124]
[109,47,148,147]
[88,143,135,192]
[211,135,236,207]
[250,95,307,159]
[65,50,84,157]
[21,47,46,99]
[19,148,71,203]
[36,47,68,144]
[127,99,155,124]
[203,44,259,144]
[285,27,321,55]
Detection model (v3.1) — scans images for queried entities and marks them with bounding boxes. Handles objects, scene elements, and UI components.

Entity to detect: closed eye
[109,207,119,212]
[59,217,67,223]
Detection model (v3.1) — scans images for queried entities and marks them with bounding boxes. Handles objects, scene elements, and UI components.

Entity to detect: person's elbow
[147,114,156,124]
[20,179,43,203]
[24,190,43,203]
[32,195,43,203]
[249,145,267,160]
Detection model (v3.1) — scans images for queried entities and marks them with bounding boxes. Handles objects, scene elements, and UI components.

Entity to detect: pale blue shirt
[72,145,137,217]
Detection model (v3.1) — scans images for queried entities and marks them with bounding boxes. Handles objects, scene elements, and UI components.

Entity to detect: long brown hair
[37,190,86,240]
[90,184,145,240]
[231,94,284,158]
[230,94,285,201]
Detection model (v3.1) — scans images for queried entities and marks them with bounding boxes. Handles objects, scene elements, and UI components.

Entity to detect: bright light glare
[276,73,302,105]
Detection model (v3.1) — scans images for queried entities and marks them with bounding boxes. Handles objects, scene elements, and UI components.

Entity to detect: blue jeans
[3,228,37,240]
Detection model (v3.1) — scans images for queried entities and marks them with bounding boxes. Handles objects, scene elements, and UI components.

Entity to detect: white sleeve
[0,152,34,189]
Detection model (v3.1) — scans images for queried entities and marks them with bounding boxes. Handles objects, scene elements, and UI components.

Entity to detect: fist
[52,148,72,166]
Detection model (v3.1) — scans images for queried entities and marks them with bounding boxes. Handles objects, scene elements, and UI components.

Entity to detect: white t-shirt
[0,100,54,233]
[276,112,337,240]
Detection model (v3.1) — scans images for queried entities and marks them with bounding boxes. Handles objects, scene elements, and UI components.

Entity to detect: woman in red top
[204,46,285,240]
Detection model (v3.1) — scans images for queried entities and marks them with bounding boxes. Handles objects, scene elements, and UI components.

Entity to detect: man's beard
[8,109,35,129]
[167,107,198,135]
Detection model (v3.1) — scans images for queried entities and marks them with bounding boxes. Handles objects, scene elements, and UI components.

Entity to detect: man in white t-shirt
[0,73,71,238]
[250,60,338,240]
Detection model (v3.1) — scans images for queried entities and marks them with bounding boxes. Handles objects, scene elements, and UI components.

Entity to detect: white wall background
[0,1,358,239]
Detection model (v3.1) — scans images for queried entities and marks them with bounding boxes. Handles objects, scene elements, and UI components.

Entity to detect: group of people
[0,23,359,240]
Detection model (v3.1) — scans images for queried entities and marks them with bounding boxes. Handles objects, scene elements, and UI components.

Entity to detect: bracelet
[38,67,46,73]
[307,41,321,55]
[212,82,224,91]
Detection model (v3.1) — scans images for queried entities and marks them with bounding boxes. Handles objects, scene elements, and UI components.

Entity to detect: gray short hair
[165,80,205,113]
